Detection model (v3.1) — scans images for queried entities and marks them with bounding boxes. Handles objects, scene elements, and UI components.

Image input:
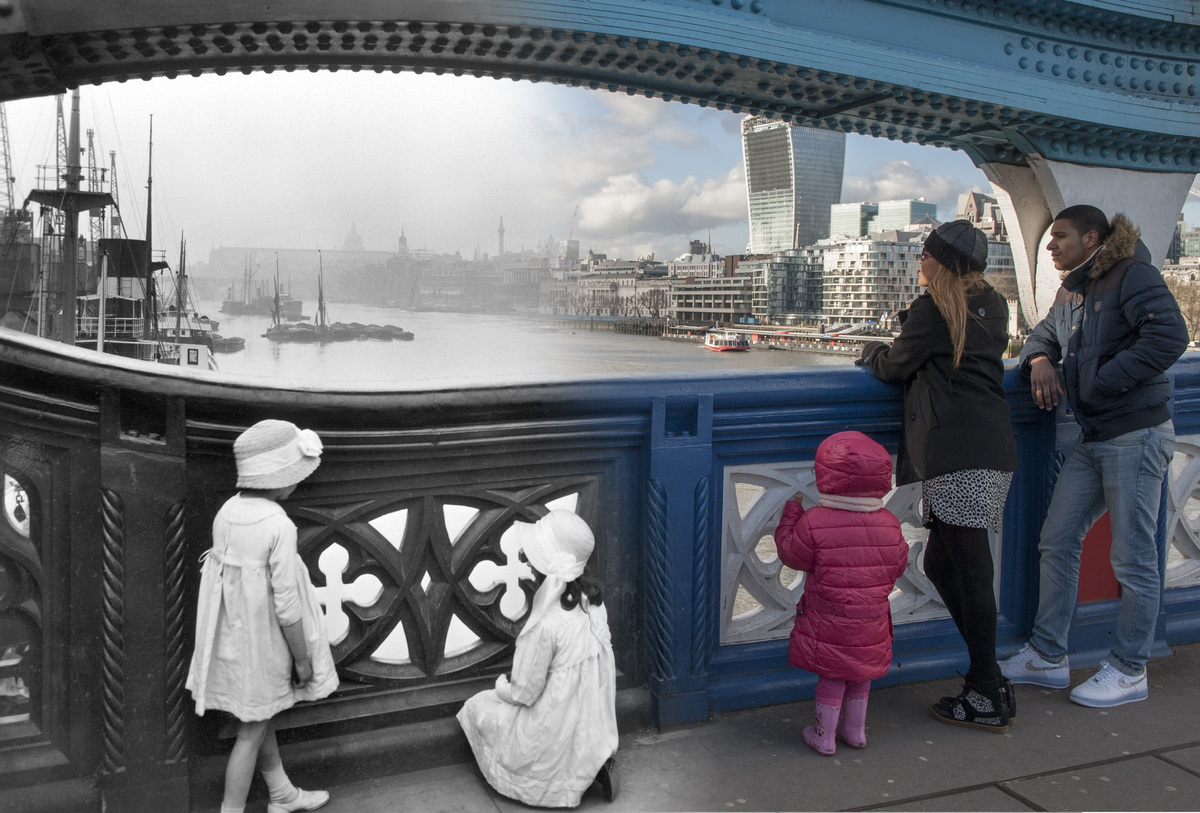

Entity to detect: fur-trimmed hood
[1089,213,1144,279]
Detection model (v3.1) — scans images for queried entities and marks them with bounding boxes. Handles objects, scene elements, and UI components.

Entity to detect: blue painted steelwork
[0,1,1197,173]
[4,330,1200,805]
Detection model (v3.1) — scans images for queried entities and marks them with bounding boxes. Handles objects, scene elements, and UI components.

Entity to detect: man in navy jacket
[1001,205,1188,708]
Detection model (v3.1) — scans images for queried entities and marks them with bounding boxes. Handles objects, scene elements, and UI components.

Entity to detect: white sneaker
[1069,661,1148,708]
[999,642,1070,688]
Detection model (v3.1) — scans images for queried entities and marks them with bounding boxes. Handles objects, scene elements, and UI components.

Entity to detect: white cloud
[842,160,986,220]
[576,164,745,245]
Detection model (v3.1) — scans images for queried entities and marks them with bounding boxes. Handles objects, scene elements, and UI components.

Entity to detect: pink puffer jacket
[774,431,910,682]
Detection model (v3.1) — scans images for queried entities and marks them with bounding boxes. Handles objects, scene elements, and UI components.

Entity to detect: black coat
[868,284,1018,486]
[1018,215,1188,442]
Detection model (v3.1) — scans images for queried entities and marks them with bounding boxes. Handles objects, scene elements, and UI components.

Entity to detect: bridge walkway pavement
[217,643,1200,812]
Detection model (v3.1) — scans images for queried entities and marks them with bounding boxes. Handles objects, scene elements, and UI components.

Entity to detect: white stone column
[979,162,1053,330]
[982,159,1197,323]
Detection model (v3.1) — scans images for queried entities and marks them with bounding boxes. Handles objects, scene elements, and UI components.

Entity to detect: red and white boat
[704,330,750,352]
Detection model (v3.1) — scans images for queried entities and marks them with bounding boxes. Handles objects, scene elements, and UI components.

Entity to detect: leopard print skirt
[922,468,1013,531]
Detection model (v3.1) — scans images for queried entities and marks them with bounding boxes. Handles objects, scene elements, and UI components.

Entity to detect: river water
[200,301,851,388]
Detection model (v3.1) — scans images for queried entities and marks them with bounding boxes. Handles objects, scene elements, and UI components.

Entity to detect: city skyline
[4,71,1197,266]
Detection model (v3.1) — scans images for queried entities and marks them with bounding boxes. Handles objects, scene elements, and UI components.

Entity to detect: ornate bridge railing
[1,330,1199,809]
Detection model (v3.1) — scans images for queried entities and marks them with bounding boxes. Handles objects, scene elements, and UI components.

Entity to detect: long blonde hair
[926,263,987,368]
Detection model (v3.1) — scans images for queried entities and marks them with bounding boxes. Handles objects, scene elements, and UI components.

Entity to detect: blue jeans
[1029,422,1175,676]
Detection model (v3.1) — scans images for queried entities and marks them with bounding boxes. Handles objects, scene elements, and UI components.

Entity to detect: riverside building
[668,271,755,325]
[666,251,725,280]
[738,248,827,324]
[741,116,845,253]
[821,230,926,326]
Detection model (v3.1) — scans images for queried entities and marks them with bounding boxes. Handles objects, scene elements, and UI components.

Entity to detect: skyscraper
[742,117,845,253]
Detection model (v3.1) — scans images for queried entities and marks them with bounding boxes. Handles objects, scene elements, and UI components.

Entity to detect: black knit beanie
[923,219,988,275]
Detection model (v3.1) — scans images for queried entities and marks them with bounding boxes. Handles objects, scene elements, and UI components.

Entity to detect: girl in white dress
[187,420,338,813]
[457,510,619,807]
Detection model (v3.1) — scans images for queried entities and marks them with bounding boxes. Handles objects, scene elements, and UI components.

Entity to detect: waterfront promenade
[212,643,1200,813]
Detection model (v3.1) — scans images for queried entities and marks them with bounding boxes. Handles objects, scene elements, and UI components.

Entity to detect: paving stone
[308,763,500,813]
[886,786,1035,811]
[1004,755,1200,812]
[1160,745,1200,776]
[264,644,1200,813]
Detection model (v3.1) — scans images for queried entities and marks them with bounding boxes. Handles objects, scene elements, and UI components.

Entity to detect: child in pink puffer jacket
[774,430,909,756]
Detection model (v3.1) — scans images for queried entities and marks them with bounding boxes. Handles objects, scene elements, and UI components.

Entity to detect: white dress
[457,599,618,808]
[186,494,338,721]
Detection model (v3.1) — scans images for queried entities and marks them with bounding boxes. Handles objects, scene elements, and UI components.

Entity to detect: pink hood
[815,430,893,498]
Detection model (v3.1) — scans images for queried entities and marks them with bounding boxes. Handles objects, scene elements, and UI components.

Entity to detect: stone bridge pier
[982,159,1196,321]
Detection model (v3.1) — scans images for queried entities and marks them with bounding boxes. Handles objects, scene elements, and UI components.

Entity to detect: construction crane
[86,128,106,264]
[0,103,14,215]
[108,150,120,238]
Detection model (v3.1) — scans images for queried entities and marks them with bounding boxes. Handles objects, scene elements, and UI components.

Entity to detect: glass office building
[742,117,845,253]
[872,199,939,232]
[830,202,879,238]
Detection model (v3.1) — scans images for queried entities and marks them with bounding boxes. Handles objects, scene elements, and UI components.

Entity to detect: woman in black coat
[861,219,1018,732]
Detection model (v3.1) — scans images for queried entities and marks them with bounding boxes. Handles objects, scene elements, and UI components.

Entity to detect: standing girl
[187,420,338,813]
[775,431,910,756]
[862,220,1019,732]
[457,510,619,807]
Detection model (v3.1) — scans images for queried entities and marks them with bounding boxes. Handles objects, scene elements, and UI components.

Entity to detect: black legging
[923,515,1001,688]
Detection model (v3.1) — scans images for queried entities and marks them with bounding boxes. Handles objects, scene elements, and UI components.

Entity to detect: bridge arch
[2,0,1197,319]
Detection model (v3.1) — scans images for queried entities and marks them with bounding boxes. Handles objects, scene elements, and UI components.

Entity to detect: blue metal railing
[2,330,1200,803]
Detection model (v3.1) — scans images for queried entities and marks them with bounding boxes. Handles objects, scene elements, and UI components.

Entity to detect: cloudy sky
[4,71,1197,267]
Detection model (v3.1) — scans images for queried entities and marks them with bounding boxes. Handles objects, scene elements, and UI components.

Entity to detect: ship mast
[61,90,82,344]
[144,115,154,339]
[175,233,185,341]
[317,251,327,329]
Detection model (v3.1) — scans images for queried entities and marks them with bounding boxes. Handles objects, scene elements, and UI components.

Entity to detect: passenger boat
[703,330,750,352]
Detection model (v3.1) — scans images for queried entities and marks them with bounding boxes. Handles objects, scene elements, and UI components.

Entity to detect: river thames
[200,301,851,388]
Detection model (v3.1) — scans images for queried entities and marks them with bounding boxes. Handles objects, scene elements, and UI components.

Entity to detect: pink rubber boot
[803,701,840,756]
[836,696,868,749]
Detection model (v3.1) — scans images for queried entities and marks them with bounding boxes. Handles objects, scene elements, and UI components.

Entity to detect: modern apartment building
[669,273,755,324]
[742,116,845,253]
[740,248,827,323]
[821,231,925,326]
